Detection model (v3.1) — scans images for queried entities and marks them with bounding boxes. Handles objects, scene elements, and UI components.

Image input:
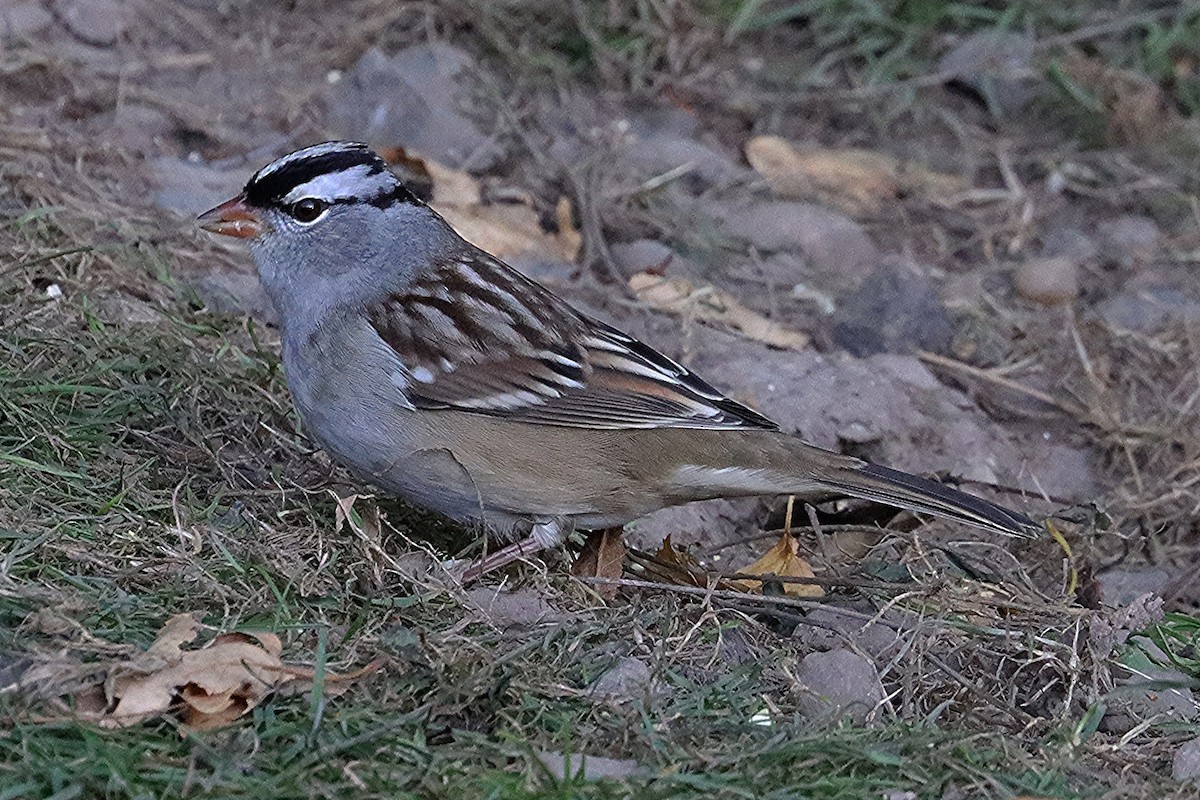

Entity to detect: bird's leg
[461,519,568,583]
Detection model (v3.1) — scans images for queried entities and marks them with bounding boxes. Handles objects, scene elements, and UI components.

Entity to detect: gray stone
[1173,737,1200,782]
[1013,256,1079,305]
[328,44,499,170]
[51,0,125,46]
[610,239,678,279]
[1041,227,1098,262]
[622,134,745,187]
[148,156,244,217]
[466,587,563,628]
[937,30,1036,114]
[187,271,279,325]
[795,648,884,723]
[688,333,1095,500]
[0,2,53,38]
[1097,568,1173,608]
[625,497,758,555]
[535,751,646,781]
[589,657,653,703]
[795,603,911,661]
[719,202,878,285]
[1098,285,1200,333]
[1096,215,1160,264]
[832,260,954,356]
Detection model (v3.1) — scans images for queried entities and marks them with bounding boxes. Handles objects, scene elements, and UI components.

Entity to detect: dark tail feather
[820,462,1039,538]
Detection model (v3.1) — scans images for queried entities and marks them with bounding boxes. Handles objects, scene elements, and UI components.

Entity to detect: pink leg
[460,520,567,583]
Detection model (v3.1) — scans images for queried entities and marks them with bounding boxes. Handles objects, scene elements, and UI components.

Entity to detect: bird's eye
[288,198,327,224]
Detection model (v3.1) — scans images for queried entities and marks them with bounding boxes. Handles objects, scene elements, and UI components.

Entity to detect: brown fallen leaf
[745,135,963,215]
[104,629,289,730]
[571,527,627,600]
[555,195,583,263]
[58,615,379,732]
[1054,52,1177,145]
[384,149,579,264]
[436,202,579,264]
[734,533,823,597]
[424,158,482,207]
[640,535,711,588]
[629,272,809,351]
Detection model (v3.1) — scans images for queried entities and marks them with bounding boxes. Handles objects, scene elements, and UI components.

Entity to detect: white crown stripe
[253,141,371,181]
[281,165,395,204]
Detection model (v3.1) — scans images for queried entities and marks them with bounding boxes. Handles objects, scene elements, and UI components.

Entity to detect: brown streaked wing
[366,249,777,431]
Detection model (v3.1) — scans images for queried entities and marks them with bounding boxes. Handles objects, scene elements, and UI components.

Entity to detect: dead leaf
[424,158,482,207]
[629,272,809,351]
[555,196,583,262]
[571,527,627,599]
[104,629,290,730]
[54,616,378,732]
[1055,53,1177,145]
[278,658,387,699]
[734,533,823,597]
[385,149,578,263]
[745,135,963,214]
[145,613,201,661]
[635,536,713,589]
[435,202,578,263]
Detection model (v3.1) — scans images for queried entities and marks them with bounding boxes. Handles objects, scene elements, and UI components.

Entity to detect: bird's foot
[460,519,568,583]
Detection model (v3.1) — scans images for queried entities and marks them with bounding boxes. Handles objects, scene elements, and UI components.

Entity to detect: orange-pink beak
[197,194,264,239]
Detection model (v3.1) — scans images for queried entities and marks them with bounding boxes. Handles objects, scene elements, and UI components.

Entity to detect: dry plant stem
[918,350,1161,440]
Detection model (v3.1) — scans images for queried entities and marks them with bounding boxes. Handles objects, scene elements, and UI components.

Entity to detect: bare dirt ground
[2,1,1200,797]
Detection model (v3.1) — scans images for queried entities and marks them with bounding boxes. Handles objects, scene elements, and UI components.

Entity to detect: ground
[2,1,1200,798]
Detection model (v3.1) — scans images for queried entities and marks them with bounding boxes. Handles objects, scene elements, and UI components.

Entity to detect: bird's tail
[812,460,1039,538]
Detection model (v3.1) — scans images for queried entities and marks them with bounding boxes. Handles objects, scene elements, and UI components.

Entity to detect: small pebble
[1013,256,1078,304]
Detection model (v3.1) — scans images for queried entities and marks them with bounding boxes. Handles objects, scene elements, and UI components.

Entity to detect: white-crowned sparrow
[198,141,1037,577]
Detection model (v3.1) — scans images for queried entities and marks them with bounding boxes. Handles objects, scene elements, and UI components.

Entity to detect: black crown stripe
[243,143,416,208]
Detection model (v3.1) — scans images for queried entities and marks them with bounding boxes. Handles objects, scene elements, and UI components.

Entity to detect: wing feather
[366,249,777,431]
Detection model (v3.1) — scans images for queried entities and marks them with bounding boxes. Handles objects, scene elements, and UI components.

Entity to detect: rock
[1096,215,1159,265]
[148,156,244,217]
[1173,737,1200,782]
[623,134,745,189]
[795,602,911,660]
[0,2,54,38]
[108,104,175,156]
[610,239,678,279]
[1088,594,1164,659]
[938,29,1037,114]
[617,101,744,189]
[50,0,125,46]
[1103,634,1198,730]
[187,271,279,325]
[1097,284,1200,333]
[831,259,955,356]
[589,657,653,704]
[506,254,577,288]
[535,751,646,781]
[327,44,500,170]
[1041,226,1098,262]
[1096,568,1173,608]
[465,587,563,628]
[795,648,884,723]
[719,202,878,285]
[624,497,760,556]
[1013,256,1079,304]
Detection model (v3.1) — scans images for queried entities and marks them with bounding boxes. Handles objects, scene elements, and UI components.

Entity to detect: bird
[198,141,1038,579]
